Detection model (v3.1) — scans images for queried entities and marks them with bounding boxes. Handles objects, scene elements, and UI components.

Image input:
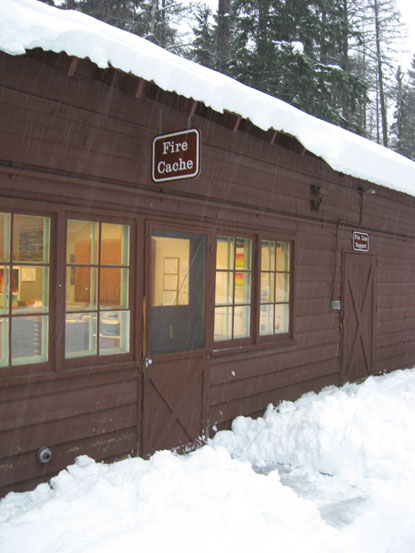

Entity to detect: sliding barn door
[342,253,377,383]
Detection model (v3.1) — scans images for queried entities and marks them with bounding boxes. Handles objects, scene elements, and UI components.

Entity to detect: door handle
[144,357,153,369]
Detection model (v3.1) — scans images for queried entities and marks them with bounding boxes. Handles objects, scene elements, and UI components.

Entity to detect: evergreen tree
[355,0,403,145]
[189,4,216,69]
[391,59,415,160]
[223,0,368,133]
[54,0,189,52]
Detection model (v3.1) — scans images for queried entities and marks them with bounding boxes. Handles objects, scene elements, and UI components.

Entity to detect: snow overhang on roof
[1,0,415,198]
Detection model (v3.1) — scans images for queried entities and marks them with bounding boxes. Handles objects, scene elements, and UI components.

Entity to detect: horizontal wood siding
[1,49,415,494]
[375,235,415,373]
[0,369,139,495]
[209,224,341,430]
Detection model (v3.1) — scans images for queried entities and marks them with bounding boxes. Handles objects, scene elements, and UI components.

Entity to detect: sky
[395,0,415,69]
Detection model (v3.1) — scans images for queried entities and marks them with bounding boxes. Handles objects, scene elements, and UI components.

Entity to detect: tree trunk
[216,0,230,72]
[373,0,388,147]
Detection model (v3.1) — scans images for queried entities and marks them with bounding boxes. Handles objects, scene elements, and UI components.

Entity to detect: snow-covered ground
[1,368,414,553]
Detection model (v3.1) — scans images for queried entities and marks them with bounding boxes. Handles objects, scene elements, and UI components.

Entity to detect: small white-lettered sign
[353,231,370,252]
[152,128,200,183]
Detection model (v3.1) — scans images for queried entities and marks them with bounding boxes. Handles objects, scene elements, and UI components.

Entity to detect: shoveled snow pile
[1,368,414,553]
[1,0,415,196]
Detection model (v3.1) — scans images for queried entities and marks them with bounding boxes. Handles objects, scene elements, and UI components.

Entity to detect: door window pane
[151,236,190,307]
[150,229,205,354]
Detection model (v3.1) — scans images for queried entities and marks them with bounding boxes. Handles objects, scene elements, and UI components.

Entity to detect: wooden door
[342,253,377,383]
[142,227,208,456]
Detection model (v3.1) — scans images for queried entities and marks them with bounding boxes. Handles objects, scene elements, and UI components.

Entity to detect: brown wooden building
[1,0,415,496]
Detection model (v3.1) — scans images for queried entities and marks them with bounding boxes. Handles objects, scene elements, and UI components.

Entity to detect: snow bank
[1,0,415,197]
[211,369,415,486]
[0,448,340,553]
[1,368,415,553]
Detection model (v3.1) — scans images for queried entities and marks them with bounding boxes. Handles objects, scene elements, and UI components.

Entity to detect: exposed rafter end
[135,79,145,99]
[270,130,278,144]
[232,115,241,132]
[188,100,198,118]
[67,57,79,77]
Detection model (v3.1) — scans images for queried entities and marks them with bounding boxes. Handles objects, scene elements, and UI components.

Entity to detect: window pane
[276,242,290,272]
[99,311,130,355]
[0,318,8,366]
[13,266,48,312]
[151,236,190,306]
[66,267,97,310]
[261,241,275,271]
[234,272,251,304]
[235,238,251,270]
[11,315,48,365]
[260,304,274,336]
[100,268,129,309]
[275,304,289,333]
[215,271,233,305]
[67,220,99,264]
[234,305,250,338]
[101,224,130,266]
[260,272,275,303]
[13,215,49,263]
[214,306,232,341]
[276,273,290,302]
[216,237,234,270]
[0,266,9,312]
[65,313,97,357]
[0,213,10,262]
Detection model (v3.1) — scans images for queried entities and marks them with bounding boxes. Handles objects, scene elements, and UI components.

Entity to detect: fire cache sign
[152,128,200,183]
[353,231,370,252]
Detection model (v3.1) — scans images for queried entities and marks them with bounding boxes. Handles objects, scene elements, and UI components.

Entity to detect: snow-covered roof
[1,0,415,198]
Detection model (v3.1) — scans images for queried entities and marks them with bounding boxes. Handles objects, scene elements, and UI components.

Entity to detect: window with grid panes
[0,213,50,367]
[65,219,130,358]
[214,236,252,342]
[259,240,291,336]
